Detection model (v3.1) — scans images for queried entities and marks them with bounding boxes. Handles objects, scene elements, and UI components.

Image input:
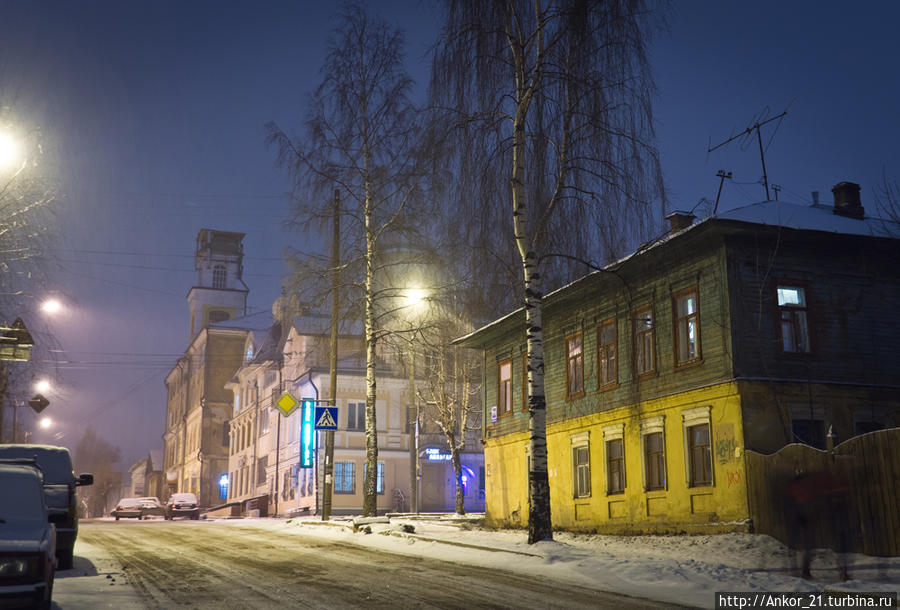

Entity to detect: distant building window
[259,408,269,436]
[498,359,512,416]
[674,288,701,365]
[644,431,666,491]
[606,439,625,494]
[633,306,656,377]
[209,310,230,325]
[597,319,617,388]
[565,332,584,399]
[222,421,229,447]
[212,265,227,289]
[792,419,825,449]
[334,461,355,494]
[688,423,712,486]
[573,443,591,498]
[256,456,267,487]
[347,402,366,431]
[777,286,810,353]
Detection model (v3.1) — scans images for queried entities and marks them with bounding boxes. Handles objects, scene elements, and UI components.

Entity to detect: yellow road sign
[275,391,299,416]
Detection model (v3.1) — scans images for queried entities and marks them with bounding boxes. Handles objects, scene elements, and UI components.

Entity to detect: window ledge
[674,358,704,370]
[597,381,619,393]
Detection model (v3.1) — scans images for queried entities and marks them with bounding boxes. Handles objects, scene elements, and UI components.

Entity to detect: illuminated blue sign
[300,399,315,468]
[425,447,452,461]
[218,473,229,499]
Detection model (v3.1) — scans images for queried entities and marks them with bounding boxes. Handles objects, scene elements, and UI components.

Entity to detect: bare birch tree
[267,3,423,516]
[431,0,665,542]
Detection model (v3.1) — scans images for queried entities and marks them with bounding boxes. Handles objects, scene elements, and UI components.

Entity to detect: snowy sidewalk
[243,513,900,609]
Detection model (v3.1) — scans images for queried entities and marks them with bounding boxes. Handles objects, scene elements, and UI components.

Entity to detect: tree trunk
[451,445,465,515]
[363,174,379,517]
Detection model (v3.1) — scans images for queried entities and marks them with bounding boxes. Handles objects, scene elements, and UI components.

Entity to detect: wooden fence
[745,428,900,556]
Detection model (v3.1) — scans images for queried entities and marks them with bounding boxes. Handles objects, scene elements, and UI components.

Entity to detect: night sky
[1,1,897,468]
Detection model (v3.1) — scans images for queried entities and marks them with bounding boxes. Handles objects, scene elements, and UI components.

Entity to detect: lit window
[597,319,617,388]
[498,359,512,415]
[566,333,584,398]
[674,289,701,365]
[688,423,712,487]
[334,461,355,493]
[634,306,655,376]
[777,286,810,353]
[573,443,591,498]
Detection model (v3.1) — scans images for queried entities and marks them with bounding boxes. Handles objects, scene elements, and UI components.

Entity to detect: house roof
[210,309,275,332]
[454,199,900,348]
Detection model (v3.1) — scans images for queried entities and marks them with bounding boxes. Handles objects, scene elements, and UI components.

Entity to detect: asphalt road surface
[53,520,685,609]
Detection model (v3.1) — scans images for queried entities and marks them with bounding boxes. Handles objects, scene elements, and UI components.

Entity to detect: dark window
[688,424,712,486]
[334,461,355,493]
[212,265,227,289]
[644,432,666,491]
[597,319,617,388]
[256,456,267,487]
[565,333,584,398]
[222,421,229,447]
[634,306,656,376]
[347,402,366,431]
[498,359,512,416]
[573,445,591,498]
[606,439,625,494]
[208,310,230,325]
[792,419,825,449]
[674,288,701,365]
[854,421,884,436]
[777,286,810,353]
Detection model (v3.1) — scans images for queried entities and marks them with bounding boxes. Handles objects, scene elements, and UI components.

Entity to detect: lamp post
[402,287,428,515]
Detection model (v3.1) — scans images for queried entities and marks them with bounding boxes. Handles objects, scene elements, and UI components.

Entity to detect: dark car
[165,493,200,520]
[0,462,56,609]
[138,497,165,519]
[0,445,93,569]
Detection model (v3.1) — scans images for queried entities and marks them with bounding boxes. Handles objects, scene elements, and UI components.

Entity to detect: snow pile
[216,515,899,609]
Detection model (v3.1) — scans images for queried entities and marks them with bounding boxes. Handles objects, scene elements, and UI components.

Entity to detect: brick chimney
[831,181,865,219]
[665,211,696,234]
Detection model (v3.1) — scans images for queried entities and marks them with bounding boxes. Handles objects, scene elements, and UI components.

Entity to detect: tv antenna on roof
[708,106,789,201]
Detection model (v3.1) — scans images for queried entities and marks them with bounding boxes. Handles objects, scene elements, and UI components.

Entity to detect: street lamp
[40,299,62,315]
[39,416,52,430]
[34,379,51,394]
[0,129,20,169]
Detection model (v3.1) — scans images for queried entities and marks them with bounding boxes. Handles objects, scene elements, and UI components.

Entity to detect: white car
[0,462,56,609]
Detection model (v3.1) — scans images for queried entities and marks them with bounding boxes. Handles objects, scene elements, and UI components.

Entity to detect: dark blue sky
[1,1,897,467]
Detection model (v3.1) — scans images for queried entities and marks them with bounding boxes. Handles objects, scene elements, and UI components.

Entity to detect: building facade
[457,183,900,533]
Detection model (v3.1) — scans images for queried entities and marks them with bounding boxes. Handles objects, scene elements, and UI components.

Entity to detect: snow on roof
[455,199,900,347]
[715,200,899,239]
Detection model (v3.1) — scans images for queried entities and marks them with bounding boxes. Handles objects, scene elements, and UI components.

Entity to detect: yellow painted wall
[485,381,751,534]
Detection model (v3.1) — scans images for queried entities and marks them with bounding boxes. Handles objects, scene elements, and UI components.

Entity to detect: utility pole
[322,189,340,520]
[408,352,417,514]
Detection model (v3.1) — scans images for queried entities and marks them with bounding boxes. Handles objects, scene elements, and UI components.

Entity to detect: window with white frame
[641,416,666,491]
[603,423,625,494]
[364,461,386,494]
[777,285,811,353]
[347,402,366,431]
[498,358,512,416]
[571,432,591,498]
[673,288,701,365]
[682,406,713,487]
[212,264,227,289]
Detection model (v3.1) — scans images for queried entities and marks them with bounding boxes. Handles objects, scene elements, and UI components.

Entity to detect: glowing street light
[0,129,20,169]
[39,417,52,430]
[40,299,62,315]
[35,379,51,394]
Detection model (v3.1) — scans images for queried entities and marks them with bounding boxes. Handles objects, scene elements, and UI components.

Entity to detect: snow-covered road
[53,519,681,609]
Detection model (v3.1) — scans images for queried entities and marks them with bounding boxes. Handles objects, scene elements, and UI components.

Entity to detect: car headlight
[0,556,38,578]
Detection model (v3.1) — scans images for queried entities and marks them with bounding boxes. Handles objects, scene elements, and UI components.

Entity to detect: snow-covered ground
[269,514,899,609]
[57,515,899,609]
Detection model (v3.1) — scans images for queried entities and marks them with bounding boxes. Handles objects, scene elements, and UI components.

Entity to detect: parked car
[112,498,144,520]
[165,493,200,520]
[137,497,165,518]
[0,444,93,570]
[0,462,56,609]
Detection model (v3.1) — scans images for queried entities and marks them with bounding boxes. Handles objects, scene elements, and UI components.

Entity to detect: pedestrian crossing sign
[314,406,338,430]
